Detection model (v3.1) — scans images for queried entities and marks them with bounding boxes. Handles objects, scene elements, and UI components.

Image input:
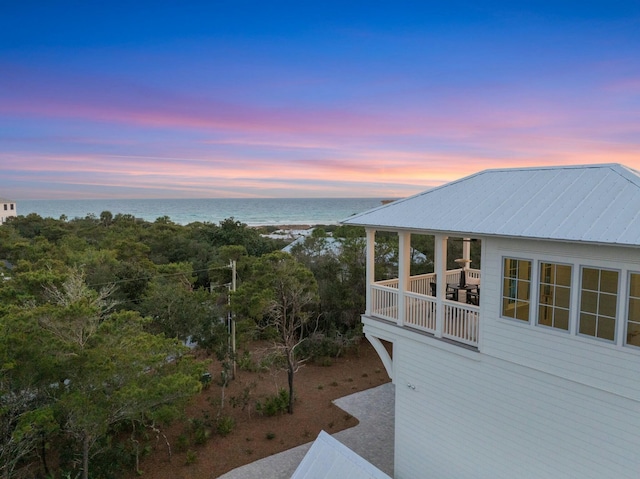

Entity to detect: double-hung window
[538,262,571,331]
[579,267,618,341]
[502,258,531,322]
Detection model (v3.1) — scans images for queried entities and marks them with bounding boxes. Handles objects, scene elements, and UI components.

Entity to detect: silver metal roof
[291,430,391,479]
[343,164,640,246]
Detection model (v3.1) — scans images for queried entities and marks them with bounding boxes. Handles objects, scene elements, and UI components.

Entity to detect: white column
[365,228,376,316]
[397,231,411,327]
[434,234,448,338]
[463,238,471,266]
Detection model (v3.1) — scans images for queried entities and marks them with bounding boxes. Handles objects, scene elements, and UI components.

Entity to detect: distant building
[342,163,640,479]
[0,198,16,225]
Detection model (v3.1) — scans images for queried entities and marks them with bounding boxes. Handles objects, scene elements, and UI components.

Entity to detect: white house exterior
[0,198,16,225]
[342,164,640,479]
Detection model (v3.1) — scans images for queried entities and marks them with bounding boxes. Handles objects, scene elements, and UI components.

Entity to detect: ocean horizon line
[16,197,389,226]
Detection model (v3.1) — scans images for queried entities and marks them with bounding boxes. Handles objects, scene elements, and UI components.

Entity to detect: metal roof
[342,164,640,247]
[291,430,391,479]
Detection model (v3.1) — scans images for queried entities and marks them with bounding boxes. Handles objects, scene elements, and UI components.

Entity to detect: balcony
[368,268,480,347]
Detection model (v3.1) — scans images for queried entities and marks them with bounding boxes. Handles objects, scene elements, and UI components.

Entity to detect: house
[341,163,640,479]
[0,197,17,225]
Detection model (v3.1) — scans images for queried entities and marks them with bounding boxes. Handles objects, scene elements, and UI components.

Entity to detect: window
[538,262,571,331]
[627,273,640,347]
[10,204,14,210]
[3,204,6,211]
[579,267,618,341]
[502,258,531,321]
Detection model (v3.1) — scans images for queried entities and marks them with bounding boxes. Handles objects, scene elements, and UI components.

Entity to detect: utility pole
[230,259,237,379]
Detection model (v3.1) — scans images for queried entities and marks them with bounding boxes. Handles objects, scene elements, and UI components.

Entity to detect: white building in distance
[0,198,17,225]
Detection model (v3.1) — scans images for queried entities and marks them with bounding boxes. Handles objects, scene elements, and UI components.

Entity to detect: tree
[21,269,203,479]
[232,252,318,413]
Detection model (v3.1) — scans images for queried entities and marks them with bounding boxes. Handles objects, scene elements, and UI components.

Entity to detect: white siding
[364,319,640,479]
[481,238,640,401]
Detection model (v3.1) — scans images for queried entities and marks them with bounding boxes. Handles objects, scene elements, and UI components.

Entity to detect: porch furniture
[431,282,456,300]
[448,283,477,302]
[466,286,480,306]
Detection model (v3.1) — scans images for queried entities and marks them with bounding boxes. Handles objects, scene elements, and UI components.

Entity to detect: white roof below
[343,164,640,247]
[291,430,392,479]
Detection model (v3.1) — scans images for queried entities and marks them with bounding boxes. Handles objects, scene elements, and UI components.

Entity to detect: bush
[298,331,361,362]
[256,388,289,416]
[216,415,236,437]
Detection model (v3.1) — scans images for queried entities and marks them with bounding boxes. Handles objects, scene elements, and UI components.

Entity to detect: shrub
[176,434,190,452]
[237,350,257,371]
[216,415,236,437]
[185,449,197,465]
[256,388,289,416]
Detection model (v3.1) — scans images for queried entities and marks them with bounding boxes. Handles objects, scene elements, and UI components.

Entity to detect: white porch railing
[405,292,437,333]
[371,284,399,322]
[369,269,480,348]
[443,300,479,347]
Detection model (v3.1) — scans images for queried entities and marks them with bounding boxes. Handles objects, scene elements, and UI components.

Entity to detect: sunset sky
[1,1,639,199]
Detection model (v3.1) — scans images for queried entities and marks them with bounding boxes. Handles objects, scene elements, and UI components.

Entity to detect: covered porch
[365,230,481,348]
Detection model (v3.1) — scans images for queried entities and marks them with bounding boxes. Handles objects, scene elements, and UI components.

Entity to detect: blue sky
[1,1,639,199]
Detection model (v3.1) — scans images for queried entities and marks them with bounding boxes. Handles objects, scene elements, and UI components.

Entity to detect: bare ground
[131,339,390,478]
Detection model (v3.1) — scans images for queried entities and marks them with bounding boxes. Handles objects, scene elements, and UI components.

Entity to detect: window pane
[555,309,569,331]
[555,286,570,308]
[626,321,640,347]
[628,297,640,322]
[515,300,529,321]
[538,306,552,326]
[504,258,516,278]
[598,293,617,318]
[579,313,596,336]
[519,261,531,280]
[581,291,598,314]
[597,317,616,341]
[502,298,514,318]
[539,287,553,305]
[601,270,619,294]
[556,265,572,287]
[629,274,640,298]
[517,281,531,301]
[582,268,599,291]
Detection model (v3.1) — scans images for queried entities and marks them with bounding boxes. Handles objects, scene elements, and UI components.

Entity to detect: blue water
[17,198,388,226]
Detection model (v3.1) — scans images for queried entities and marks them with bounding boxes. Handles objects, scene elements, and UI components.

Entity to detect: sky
[1,1,639,200]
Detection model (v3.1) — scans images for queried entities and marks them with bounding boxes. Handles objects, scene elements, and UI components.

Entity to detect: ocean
[16,198,388,226]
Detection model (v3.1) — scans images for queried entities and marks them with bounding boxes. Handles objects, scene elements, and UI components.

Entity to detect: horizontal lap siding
[482,238,640,401]
[393,335,640,479]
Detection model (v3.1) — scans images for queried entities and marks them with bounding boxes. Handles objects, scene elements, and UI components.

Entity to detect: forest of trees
[0,211,479,478]
[0,213,375,478]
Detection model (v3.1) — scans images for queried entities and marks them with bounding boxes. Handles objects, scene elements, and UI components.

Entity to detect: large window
[579,267,618,341]
[627,273,640,347]
[502,258,531,321]
[538,262,571,331]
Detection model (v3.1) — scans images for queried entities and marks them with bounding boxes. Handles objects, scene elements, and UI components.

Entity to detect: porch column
[365,228,376,316]
[397,231,411,327]
[462,238,471,265]
[434,234,448,338]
